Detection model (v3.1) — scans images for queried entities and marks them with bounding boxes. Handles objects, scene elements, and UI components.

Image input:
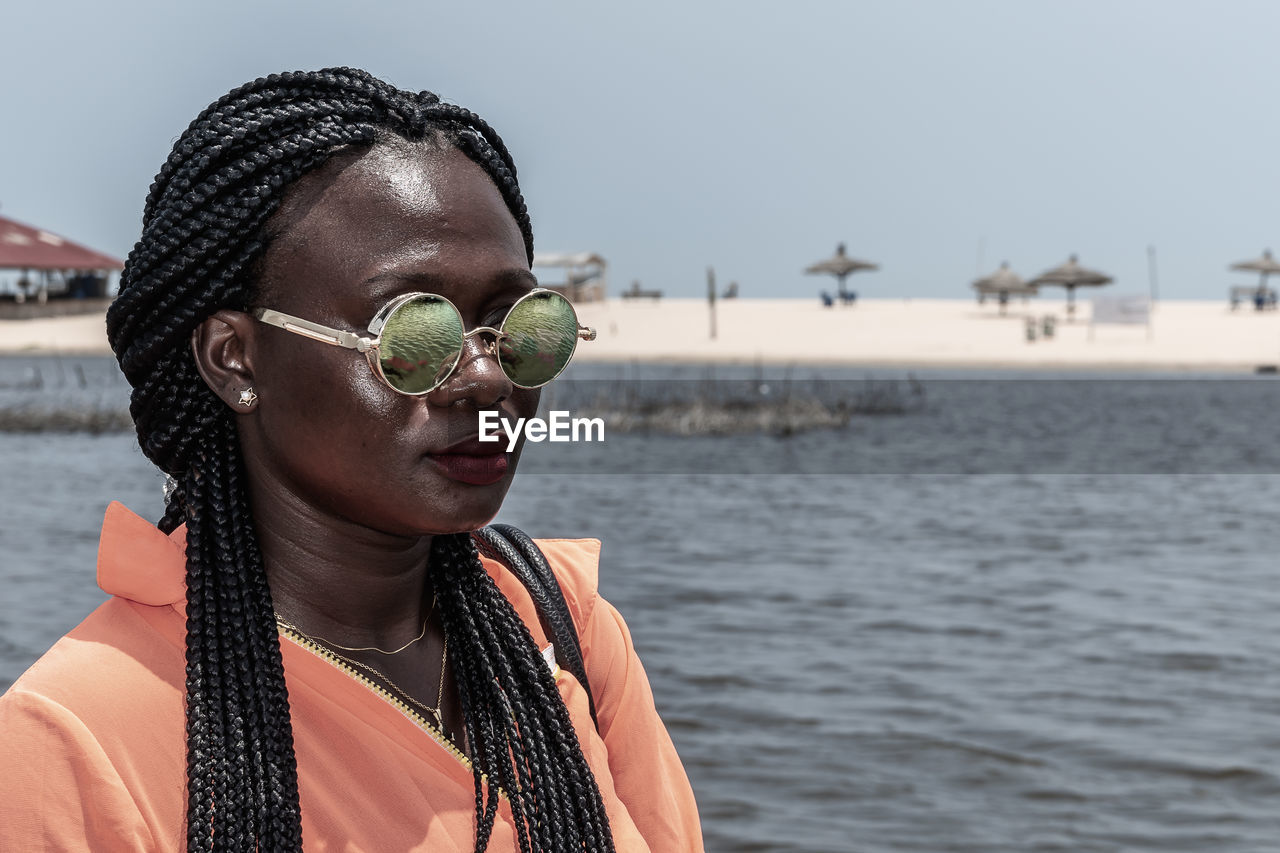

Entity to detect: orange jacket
[0,502,703,851]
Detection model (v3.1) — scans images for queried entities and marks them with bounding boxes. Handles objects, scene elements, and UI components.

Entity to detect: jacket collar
[96,501,187,606]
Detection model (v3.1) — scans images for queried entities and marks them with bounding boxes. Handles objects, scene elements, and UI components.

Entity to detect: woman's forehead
[274,141,458,233]
[256,143,527,312]
[340,142,461,213]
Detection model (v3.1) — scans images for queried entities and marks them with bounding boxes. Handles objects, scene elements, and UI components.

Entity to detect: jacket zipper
[277,624,497,793]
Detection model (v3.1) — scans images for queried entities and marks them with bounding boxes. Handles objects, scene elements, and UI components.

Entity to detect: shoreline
[571,298,1280,373]
[3,298,1280,373]
[569,351,1271,374]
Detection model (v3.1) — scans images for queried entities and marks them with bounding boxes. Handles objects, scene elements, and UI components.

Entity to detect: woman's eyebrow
[493,269,541,291]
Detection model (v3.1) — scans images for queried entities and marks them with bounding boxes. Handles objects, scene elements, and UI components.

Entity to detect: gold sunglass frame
[251,288,596,396]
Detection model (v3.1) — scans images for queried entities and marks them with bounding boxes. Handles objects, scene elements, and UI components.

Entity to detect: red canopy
[0,214,124,272]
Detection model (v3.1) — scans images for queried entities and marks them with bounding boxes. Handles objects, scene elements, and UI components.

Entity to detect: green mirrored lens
[378,296,464,394]
[500,291,579,387]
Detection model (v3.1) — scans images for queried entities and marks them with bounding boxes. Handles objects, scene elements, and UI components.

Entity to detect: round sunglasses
[252,288,595,395]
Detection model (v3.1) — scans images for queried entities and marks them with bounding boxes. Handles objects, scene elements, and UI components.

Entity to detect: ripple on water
[7,373,1280,850]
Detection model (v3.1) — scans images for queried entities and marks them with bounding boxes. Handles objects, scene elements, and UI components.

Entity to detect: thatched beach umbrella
[1229,249,1280,300]
[1028,254,1112,320]
[805,243,878,302]
[972,262,1035,314]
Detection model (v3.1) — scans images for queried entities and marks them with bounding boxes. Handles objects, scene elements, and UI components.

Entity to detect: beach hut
[0,214,123,306]
[805,243,878,305]
[972,262,1035,314]
[532,252,608,303]
[1028,255,1112,320]
[1229,250,1280,309]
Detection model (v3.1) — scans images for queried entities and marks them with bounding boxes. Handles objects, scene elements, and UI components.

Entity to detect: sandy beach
[576,298,1280,371]
[0,312,118,356]
[3,298,1279,371]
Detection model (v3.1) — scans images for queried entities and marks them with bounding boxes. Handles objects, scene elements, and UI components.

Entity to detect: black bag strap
[473,523,600,729]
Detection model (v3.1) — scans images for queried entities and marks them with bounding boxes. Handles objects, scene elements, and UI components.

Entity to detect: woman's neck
[253,487,437,649]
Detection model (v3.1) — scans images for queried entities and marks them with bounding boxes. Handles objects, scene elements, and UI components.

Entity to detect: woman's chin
[422,477,517,535]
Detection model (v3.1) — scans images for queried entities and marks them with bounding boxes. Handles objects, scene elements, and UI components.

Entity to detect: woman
[0,68,702,852]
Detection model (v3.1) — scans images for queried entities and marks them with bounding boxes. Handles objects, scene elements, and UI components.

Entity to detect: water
[2,357,1279,851]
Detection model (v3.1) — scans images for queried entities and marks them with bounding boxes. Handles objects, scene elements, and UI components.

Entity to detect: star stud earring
[237,387,258,407]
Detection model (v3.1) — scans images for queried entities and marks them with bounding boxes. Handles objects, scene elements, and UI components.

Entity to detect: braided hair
[106,67,613,853]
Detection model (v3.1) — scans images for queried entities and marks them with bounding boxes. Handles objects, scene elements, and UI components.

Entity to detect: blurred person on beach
[0,67,701,852]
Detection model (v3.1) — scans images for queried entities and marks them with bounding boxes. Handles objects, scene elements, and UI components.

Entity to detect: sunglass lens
[378,296,464,394]
[500,291,580,387]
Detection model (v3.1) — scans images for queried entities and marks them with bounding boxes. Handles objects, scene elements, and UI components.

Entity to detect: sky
[4,0,1278,301]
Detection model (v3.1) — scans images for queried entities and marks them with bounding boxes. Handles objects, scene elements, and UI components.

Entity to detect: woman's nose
[427,332,512,408]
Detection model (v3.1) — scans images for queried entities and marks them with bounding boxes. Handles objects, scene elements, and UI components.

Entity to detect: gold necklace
[278,595,435,655]
[276,614,450,735]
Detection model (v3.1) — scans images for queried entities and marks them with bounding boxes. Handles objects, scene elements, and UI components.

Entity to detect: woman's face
[241,141,540,537]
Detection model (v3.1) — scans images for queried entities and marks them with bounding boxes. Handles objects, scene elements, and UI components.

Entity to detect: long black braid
[106,67,613,852]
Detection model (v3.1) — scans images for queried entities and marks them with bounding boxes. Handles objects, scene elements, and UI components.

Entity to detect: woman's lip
[441,436,504,455]
[428,451,509,486]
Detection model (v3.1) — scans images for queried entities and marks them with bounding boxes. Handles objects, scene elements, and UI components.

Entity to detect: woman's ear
[191,310,259,412]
